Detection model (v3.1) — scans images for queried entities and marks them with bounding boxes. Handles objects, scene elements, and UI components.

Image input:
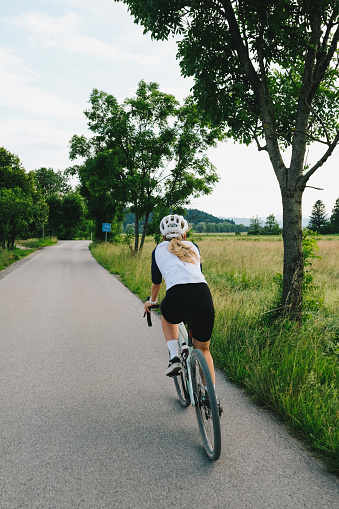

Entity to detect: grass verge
[90,236,339,474]
[0,237,57,271]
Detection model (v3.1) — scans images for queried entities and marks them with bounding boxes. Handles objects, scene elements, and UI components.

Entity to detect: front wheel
[191,349,221,460]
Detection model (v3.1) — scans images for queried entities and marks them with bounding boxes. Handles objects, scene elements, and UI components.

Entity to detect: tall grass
[17,237,58,249]
[90,235,339,473]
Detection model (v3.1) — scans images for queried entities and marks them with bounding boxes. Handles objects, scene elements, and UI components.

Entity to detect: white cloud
[0,117,83,170]
[12,11,163,66]
[49,0,120,22]
[0,47,82,118]
[2,1,336,218]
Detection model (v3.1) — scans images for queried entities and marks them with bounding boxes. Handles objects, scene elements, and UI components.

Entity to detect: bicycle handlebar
[143,297,160,327]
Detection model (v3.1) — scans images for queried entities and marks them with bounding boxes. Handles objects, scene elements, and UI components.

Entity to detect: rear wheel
[191,349,221,460]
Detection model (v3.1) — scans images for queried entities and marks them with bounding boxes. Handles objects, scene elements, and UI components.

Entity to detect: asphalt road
[0,240,338,509]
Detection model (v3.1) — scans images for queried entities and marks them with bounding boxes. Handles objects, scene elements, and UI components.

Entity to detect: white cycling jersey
[152,240,207,291]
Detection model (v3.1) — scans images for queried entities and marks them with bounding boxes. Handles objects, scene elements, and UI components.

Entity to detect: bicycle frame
[145,304,222,460]
[144,305,195,408]
[178,322,196,407]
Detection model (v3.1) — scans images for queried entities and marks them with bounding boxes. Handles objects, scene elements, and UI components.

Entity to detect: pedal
[168,369,182,378]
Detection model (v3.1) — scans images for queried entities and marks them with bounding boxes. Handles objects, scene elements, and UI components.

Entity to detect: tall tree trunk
[139,211,149,253]
[134,209,139,253]
[281,188,304,322]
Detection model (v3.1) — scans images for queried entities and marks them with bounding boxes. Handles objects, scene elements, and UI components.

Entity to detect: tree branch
[300,129,339,186]
[312,23,339,96]
[219,0,262,98]
[253,133,268,152]
[305,185,324,190]
[291,128,329,145]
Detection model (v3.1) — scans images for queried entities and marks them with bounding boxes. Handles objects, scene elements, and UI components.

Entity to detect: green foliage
[302,229,323,310]
[0,148,50,248]
[184,208,235,225]
[0,247,34,271]
[69,81,222,251]
[0,237,57,271]
[57,193,85,240]
[90,237,339,472]
[273,229,322,313]
[0,187,34,249]
[119,1,339,147]
[248,215,262,235]
[68,152,125,240]
[186,208,248,232]
[308,200,329,233]
[33,167,71,196]
[330,198,339,233]
[212,315,339,473]
[118,0,339,321]
[123,207,249,234]
[33,167,90,239]
[18,237,57,249]
[42,192,88,239]
[0,147,32,192]
[195,221,206,233]
[262,213,282,235]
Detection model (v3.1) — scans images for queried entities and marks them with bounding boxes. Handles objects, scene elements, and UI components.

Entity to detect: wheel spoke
[191,350,221,460]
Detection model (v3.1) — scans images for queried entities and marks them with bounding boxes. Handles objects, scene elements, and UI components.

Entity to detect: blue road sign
[102,223,111,232]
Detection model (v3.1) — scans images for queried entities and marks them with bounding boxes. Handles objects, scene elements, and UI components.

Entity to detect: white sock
[167,339,178,360]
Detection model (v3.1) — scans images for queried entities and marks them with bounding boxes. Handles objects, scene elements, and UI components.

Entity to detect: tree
[69,81,221,252]
[58,193,85,239]
[30,189,49,238]
[68,153,126,241]
[0,147,48,247]
[0,148,31,192]
[205,223,217,233]
[45,194,62,237]
[308,199,328,232]
[34,167,71,196]
[262,213,281,235]
[117,1,339,318]
[329,198,339,233]
[0,188,34,249]
[248,216,262,235]
[33,167,74,237]
[125,223,135,234]
[195,222,207,233]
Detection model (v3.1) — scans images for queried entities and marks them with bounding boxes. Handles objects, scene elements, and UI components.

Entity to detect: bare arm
[144,283,162,313]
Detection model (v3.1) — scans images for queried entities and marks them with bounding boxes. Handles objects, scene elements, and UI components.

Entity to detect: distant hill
[123,208,248,233]
[184,208,235,225]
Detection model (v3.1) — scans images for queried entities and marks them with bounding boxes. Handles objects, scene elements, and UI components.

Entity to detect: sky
[1,0,338,221]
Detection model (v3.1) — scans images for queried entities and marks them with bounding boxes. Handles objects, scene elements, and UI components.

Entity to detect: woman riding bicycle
[144,214,216,384]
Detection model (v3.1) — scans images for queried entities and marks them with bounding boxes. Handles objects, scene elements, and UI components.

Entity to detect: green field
[90,234,339,473]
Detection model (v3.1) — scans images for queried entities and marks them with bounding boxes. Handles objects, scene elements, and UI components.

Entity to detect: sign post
[102,223,111,244]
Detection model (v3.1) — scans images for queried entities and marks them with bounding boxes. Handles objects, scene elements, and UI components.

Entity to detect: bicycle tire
[191,349,221,460]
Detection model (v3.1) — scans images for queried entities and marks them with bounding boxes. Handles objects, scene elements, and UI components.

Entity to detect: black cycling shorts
[160,283,215,342]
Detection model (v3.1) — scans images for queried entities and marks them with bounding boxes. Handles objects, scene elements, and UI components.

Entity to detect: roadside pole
[102,223,111,244]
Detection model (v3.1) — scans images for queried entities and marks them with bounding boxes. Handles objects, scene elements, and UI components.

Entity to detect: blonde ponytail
[167,237,199,264]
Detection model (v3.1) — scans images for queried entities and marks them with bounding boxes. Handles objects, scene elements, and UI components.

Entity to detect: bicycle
[145,304,222,461]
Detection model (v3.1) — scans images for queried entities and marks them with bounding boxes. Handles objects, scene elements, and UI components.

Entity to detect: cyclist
[144,214,216,384]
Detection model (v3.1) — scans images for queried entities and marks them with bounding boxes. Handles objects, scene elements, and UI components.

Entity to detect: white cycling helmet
[160,214,188,239]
